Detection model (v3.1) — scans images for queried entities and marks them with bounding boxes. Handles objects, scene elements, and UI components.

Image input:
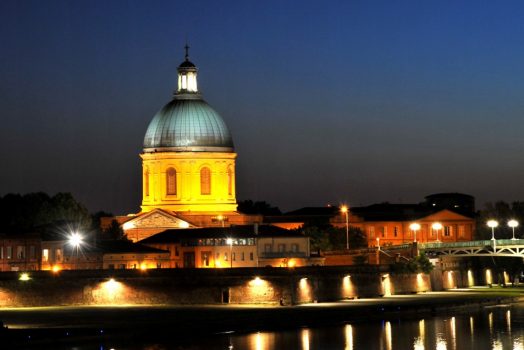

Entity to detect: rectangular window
[201,252,210,267]
[224,253,228,261]
[444,226,452,237]
[16,246,24,259]
[458,225,465,238]
[55,248,62,262]
[29,246,35,259]
[380,227,387,238]
[291,244,299,252]
[119,264,126,269]
[264,244,272,253]
[278,244,285,253]
[6,246,12,260]
[0,247,4,260]
[393,227,398,237]
[369,226,375,239]
[241,252,245,261]
[250,252,254,260]
[232,252,236,261]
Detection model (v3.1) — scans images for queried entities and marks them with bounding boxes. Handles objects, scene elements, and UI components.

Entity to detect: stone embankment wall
[0,266,435,307]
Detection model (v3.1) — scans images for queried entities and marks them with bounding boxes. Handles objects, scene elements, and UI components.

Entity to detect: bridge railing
[421,239,524,250]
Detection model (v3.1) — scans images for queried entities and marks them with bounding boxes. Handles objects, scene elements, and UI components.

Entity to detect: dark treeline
[0,192,92,234]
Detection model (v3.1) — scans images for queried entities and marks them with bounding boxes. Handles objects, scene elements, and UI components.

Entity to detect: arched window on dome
[166,168,177,195]
[144,168,150,197]
[227,166,233,196]
[200,167,211,195]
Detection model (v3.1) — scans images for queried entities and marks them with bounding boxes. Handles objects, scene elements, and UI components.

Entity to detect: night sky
[2,1,524,215]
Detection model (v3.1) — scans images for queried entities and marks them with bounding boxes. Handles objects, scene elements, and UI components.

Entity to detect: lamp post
[409,223,421,243]
[432,223,442,243]
[226,238,233,268]
[487,220,499,250]
[341,205,349,250]
[487,220,498,241]
[508,220,519,240]
[376,237,380,250]
[68,232,83,270]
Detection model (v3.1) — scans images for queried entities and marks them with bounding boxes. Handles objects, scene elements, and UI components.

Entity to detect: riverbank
[1,286,523,348]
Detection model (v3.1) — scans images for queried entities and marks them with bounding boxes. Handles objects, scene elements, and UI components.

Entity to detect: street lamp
[217,215,225,228]
[409,223,421,243]
[68,232,83,270]
[432,223,442,243]
[376,237,380,250]
[340,205,349,250]
[226,238,233,268]
[487,220,499,241]
[508,220,519,240]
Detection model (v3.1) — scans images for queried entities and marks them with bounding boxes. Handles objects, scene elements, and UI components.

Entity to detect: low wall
[0,266,434,307]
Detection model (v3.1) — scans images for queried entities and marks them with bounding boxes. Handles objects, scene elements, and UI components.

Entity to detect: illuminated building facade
[140,225,319,268]
[105,47,265,241]
[0,234,41,271]
[141,47,237,214]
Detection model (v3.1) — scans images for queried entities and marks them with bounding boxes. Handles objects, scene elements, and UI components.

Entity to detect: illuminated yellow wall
[141,151,237,212]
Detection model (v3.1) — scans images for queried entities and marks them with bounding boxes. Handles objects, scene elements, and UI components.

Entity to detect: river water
[23,303,524,349]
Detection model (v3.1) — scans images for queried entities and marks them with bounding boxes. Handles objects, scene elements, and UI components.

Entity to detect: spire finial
[184,42,190,61]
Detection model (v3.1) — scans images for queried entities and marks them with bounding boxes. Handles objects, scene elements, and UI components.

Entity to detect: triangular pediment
[123,209,197,230]
[420,209,473,222]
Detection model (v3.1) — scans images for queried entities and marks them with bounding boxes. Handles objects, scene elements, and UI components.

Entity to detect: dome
[143,96,234,152]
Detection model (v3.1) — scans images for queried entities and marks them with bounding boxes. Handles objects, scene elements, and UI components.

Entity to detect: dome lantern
[176,44,198,94]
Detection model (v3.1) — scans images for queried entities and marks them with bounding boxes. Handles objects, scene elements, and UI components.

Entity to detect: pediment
[123,209,195,229]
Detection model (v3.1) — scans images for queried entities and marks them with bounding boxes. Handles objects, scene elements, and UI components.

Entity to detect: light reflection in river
[36,303,524,350]
[344,324,353,350]
[383,320,392,350]
[301,328,310,350]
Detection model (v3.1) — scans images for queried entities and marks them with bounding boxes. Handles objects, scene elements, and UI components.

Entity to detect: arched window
[166,167,177,195]
[227,166,233,196]
[200,167,211,195]
[144,169,150,197]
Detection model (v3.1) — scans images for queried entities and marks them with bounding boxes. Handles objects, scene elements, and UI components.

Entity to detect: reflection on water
[344,324,353,350]
[29,303,524,349]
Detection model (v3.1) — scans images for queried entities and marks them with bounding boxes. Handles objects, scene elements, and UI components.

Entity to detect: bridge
[376,239,524,258]
[420,239,524,257]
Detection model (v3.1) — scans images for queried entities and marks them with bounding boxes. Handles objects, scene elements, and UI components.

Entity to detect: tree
[0,192,91,235]
[301,225,332,252]
[392,253,434,274]
[327,226,367,250]
[297,224,367,252]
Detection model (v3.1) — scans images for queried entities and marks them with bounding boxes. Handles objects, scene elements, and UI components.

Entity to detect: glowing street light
[69,232,83,248]
[217,215,226,228]
[68,232,83,270]
[487,220,499,240]
[226,238,233,268]
[409,223,421,243]
[508,220,519,240]
[432,223,442,243]
[340,205,349,250]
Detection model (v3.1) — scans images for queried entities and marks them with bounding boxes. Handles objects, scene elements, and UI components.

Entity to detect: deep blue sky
[2,1,524,214]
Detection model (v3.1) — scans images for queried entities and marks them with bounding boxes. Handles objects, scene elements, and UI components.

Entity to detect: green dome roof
[143,95,234,152]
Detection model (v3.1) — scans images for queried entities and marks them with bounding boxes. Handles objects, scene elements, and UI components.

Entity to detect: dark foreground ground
[1,287,523,348]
